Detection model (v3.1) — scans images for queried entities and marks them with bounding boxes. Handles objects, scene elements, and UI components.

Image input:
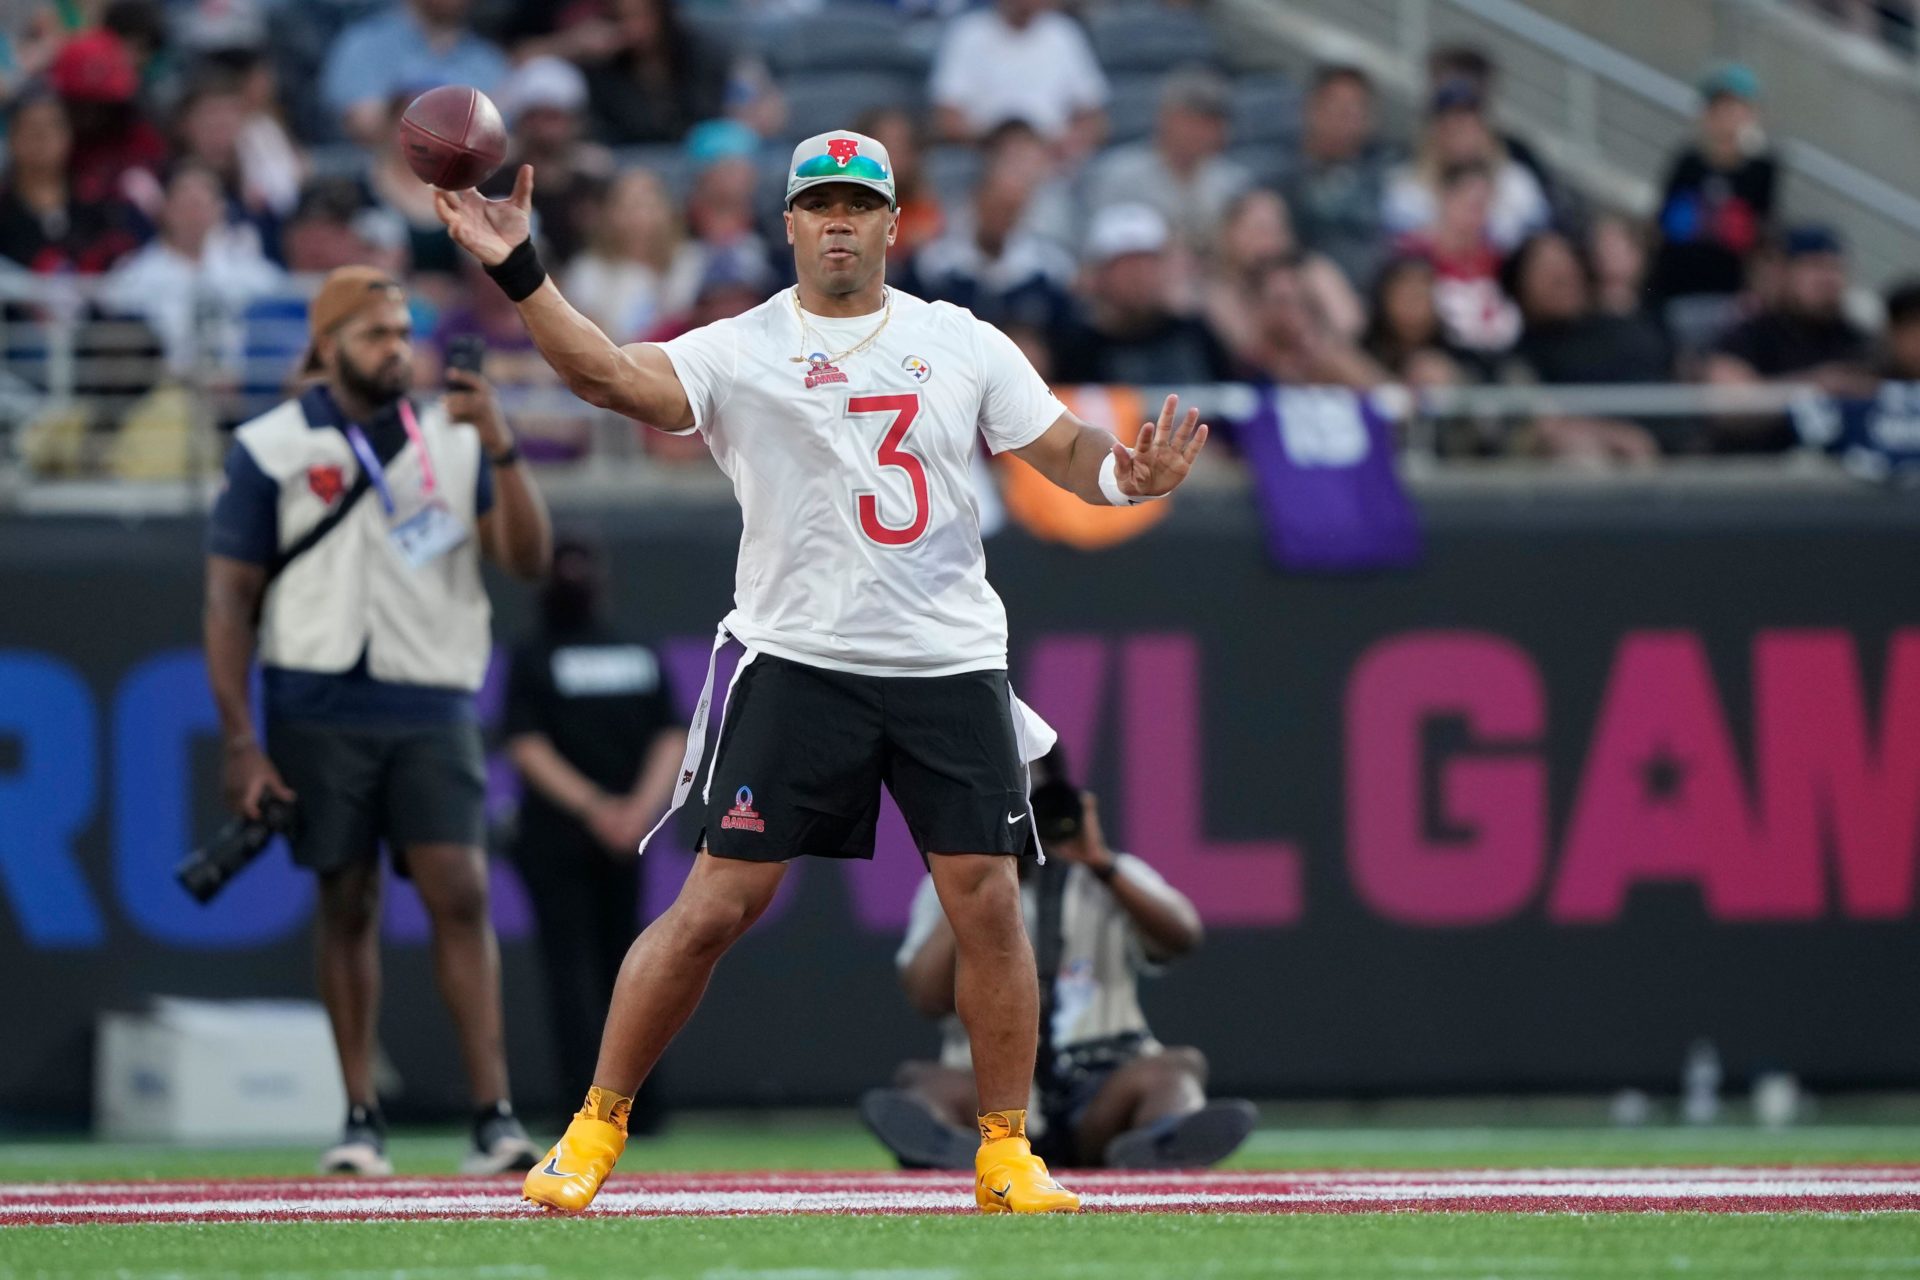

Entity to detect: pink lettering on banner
[1549,632,1758,923]
[1345,632,1546,926]
[1754,629,1920,919]
[1121,635,1302,925]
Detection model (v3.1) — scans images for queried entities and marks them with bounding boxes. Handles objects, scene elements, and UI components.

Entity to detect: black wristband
[484,239,546,303]
[488,441,522,468]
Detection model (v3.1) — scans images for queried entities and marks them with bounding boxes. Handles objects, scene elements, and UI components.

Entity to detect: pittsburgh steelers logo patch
[902,355,932,384]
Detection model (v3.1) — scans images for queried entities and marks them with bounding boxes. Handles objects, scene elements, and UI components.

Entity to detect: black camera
[176,796,300,904]
[1028,746,1082,844]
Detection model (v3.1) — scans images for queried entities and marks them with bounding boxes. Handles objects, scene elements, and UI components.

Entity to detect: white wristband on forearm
[1098,451,1164,507]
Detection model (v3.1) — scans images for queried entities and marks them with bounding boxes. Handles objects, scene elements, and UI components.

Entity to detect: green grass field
[3,1112,1918,1279]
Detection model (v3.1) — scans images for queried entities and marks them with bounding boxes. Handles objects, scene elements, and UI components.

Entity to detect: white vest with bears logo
[235,393,492,692]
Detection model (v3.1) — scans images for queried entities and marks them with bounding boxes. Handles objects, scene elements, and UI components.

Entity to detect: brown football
[397,85,507,190]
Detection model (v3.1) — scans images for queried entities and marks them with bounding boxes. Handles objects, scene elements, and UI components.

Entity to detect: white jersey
[659,288,1066,677]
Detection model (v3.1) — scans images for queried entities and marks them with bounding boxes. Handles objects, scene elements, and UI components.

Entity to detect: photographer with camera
[202,266,552,1176]
[864,749,1257,1170]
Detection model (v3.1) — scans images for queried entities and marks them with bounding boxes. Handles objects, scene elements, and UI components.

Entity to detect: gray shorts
[267,720,488,876]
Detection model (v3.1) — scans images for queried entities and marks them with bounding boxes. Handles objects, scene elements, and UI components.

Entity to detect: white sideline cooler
[95,998,345,1143]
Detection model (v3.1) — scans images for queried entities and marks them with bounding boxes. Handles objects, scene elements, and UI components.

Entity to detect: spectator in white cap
[480,56,612,265]
[1051,203,1232,386]
[930,0,1108,163]
[1085,68,1252,255]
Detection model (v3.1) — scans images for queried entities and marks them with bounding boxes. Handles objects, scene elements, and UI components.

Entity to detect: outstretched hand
[1113,394,1208,500]
[433,164,534,267]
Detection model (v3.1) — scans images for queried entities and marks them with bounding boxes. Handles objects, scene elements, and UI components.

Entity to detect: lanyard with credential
[343,399,437,517]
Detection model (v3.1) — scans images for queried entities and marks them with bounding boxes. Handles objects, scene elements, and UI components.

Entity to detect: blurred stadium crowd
[1800,0,1918,52]
[2,0,1918,475]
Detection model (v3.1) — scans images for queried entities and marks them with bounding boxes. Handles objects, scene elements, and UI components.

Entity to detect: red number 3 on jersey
[850,394,928,547]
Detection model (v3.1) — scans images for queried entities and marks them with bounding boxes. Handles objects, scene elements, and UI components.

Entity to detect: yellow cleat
[975,1136,1081,1214]
[522,1092,628,1214]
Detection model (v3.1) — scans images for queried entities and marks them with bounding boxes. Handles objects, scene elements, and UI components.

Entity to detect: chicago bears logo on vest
[308,464,345,504]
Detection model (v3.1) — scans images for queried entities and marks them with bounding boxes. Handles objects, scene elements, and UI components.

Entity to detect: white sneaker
[462,1104,541,1175]
[320,1106,394,1176]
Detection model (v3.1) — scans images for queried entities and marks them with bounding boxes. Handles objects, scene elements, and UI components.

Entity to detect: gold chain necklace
[788,287,893,366]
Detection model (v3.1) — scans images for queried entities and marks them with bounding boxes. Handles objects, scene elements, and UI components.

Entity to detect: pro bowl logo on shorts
[722,785,765,833]
[902,355,932,384]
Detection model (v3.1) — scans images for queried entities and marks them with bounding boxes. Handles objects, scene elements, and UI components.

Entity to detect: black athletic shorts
[698,653,1035,863]
[267,719,488,876]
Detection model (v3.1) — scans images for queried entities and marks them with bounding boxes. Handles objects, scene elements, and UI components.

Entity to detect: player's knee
[318,876,380,940]
[937,856,1020,923]
[1164,1046,1209,1085]
[424,876,490,932]
[670,893,760,956]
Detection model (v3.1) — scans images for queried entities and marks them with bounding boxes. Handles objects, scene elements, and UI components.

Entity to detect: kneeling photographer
[200,266,551,1177]
[865,749,1257,1170]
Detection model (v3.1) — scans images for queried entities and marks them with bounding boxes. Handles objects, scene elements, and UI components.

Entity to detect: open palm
[1114,394,1209,499]
[433,165,534,267]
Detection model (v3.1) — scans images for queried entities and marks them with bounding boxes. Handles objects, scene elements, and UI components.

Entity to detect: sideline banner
[2,498,1918,1119]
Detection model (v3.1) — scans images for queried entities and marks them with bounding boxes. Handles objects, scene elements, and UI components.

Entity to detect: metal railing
[0,274,1891,515]
[1224,0,1920,287]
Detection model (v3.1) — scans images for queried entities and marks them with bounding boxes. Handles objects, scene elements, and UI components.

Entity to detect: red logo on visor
[308,464,345,505]
[827,137,860,166]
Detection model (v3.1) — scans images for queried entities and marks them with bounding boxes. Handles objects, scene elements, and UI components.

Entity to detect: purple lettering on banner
[845,795,922,931]
[477,646,532,940]
[1020,635,1111,771]
[1121,635,1303,926]
[478,647,521,828]
[490,860,533,935]
[383,858,427,940]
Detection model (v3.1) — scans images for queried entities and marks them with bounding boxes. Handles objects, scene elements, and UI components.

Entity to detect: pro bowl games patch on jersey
[803,354,848,389]
[902,355,932,383]
[722,786,765,833]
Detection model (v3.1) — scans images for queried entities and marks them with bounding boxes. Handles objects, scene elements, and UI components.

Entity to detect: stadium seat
[762,6,931,76]
[1227,142,1293,188]
[612,145,693,203]
[267,0,390,143]
[924,146,982,211]
[685,9,768,59]
[1105,74,1164,144]
[1087,6,1220,73]
[306,144,371,180]
[779,71,923,145]
[1229,75,1301,147]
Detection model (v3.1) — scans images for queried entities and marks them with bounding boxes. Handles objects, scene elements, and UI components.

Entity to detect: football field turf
[2,1115,1918,1278]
